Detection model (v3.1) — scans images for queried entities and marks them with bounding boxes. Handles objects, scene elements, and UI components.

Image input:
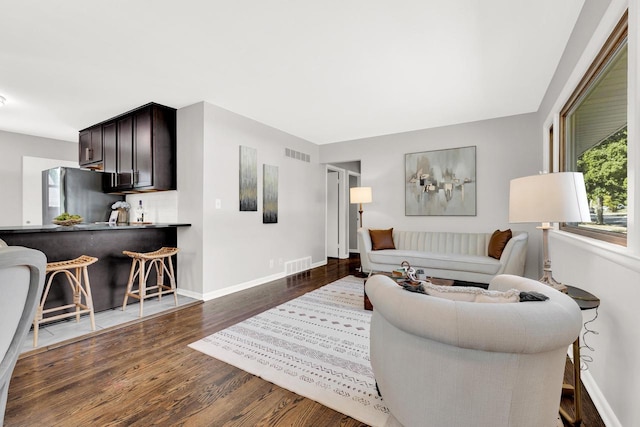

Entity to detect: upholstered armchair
[0,245,46,426]
[366,274,582,427]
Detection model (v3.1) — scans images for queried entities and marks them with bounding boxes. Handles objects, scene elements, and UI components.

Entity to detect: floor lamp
[350,187,372,277]
[350,187,372,227]
[509,172,591,292]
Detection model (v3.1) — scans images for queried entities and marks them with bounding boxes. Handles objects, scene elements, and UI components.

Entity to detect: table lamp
[350,187,372,227]
[509,172,591,292]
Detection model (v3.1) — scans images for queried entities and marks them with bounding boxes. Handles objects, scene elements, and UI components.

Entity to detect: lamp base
[537,225,568,293]
[539,271,568,293]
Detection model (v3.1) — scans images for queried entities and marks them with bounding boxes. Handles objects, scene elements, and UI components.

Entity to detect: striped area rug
[189,275,389,426]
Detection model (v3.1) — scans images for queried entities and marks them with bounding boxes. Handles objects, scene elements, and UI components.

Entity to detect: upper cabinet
[78,125,103,167]
[79,103,176,193]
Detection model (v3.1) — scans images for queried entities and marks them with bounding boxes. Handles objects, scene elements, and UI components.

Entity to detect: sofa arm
[496,231,528,276]
[357,228,373,272]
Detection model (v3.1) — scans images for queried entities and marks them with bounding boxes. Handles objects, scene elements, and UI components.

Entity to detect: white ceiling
[0,0,584,145]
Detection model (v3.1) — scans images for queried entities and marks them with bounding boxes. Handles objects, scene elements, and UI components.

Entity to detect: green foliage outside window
[577,126,627,225]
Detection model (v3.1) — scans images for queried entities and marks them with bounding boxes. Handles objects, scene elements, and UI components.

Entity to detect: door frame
[325,165,349,259]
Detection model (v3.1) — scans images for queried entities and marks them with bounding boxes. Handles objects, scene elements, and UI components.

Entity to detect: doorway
[325,163,362,260]
[326,169,340,258]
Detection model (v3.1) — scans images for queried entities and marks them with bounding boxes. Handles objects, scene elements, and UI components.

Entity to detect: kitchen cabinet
[102,121,117,172]
[103,117,133,191]
[79,125,103,167]
[133,107,153,188]
[86,103,176,193]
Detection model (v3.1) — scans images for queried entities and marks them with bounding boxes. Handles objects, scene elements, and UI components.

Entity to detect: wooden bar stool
[122,247,179,317]
[33,255,98,347]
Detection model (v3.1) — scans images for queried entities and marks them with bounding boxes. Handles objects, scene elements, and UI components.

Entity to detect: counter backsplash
[125,191,178,224]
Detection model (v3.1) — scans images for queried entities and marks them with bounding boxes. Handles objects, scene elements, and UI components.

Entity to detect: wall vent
[284,256,312,275]
[285,148,311,163]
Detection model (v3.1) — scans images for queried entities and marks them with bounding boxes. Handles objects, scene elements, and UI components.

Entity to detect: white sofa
[357,228,528,284]
[366,273,582,427]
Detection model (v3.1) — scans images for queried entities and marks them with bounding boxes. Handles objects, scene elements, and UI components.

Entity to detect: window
[560,12,628,246]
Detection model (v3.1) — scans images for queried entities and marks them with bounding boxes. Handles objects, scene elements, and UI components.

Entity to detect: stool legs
[138,258,147,318]
[122,257,146,317]
[79,265,96,331]
[122,253,178,318]
[166,255,179,307]
[33,262,96,348]
[150,257,178,306]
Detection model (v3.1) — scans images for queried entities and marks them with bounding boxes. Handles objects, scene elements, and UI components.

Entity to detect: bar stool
[122,247,179,317]
[33,255,98,347]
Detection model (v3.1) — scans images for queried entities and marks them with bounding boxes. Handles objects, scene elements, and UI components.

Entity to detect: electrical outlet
[269,259,274,268]
[215,199,222,209]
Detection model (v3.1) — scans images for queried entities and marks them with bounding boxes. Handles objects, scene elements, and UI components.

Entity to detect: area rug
[188,275,390,426]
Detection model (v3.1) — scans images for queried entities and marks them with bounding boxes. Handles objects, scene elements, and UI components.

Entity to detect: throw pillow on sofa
[488,229,512,259]
[370,228,396,250]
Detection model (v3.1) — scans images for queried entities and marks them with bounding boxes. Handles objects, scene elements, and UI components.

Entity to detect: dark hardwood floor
[7,257,604,426]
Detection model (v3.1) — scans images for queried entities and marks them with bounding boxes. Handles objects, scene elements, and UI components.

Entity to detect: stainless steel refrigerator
[42,167,124,224]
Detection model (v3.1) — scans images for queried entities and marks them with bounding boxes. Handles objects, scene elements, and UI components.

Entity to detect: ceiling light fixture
[0,95,6,106]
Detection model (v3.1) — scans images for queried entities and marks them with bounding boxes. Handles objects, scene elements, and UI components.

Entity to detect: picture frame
[405,146,476,216]
[263,164,278,224]
[239,145,258,211]
[108,210,119,225]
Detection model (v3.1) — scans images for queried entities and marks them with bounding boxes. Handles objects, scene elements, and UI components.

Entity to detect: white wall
[0,130,77,227]
[176,103,205,297]
[176,102,326,300]
[125,191,179,224]
[536,1,636,426]
[320,113,542,280]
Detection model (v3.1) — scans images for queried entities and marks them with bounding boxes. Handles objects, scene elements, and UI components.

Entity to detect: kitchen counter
[0,223,190,233]
[0,223,191,313]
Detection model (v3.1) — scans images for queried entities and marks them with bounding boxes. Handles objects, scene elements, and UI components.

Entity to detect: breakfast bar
[0,223,189,313]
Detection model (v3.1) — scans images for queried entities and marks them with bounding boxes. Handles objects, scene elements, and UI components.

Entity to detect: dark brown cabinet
[79,125,103,167]
[103,117,134,191]
[116,115,134,189]
[80,103,176,193]
[102,121,117,172]
[133,107,153,188]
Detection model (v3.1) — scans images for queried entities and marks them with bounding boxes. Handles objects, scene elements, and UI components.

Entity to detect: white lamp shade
[509,172,591,223]
[350,187,372,204]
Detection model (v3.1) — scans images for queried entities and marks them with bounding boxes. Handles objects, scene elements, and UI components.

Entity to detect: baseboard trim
[176,288,203,300]
[566,347,621,427]
[190,259,328,302]
[581,369,622,427]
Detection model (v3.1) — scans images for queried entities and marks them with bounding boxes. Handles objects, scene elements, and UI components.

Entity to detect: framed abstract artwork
[405,146,476,216]
[263,164,278,223]
[239,145,257,211]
